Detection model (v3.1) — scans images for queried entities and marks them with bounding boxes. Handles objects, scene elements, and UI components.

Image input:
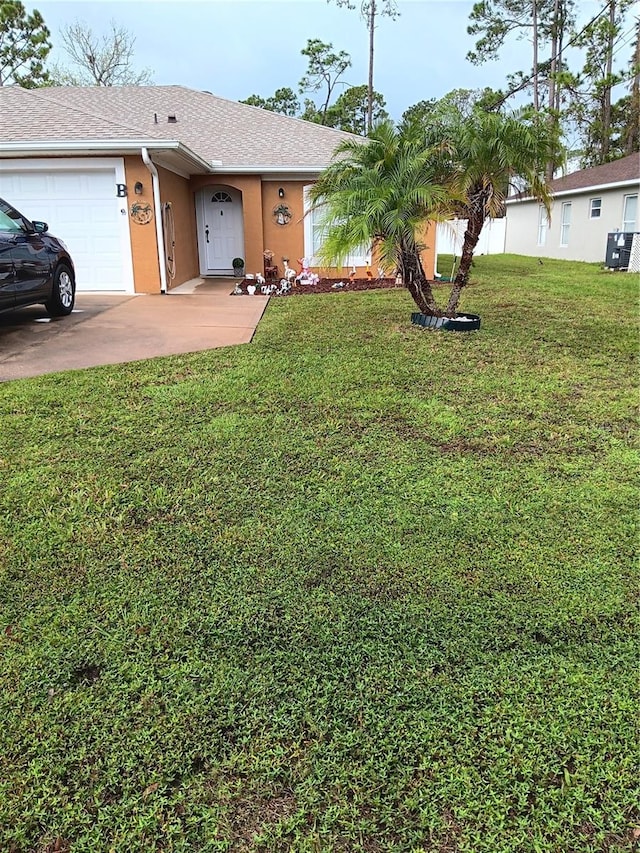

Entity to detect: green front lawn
[0,255,638,853]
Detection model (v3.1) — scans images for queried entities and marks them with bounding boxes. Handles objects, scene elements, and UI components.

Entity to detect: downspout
[141,147,168,294]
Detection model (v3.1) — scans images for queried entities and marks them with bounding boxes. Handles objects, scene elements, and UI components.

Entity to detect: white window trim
[589,197,602,219]
[622,193,638,233]
[560,202,571,247]
[537,204,548,246]
[303,185,370,268]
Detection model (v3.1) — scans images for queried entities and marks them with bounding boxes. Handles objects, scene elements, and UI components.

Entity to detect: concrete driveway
[0,278,269,381]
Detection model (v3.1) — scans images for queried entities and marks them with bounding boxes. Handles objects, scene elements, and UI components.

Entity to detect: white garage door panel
[0,162,134,293]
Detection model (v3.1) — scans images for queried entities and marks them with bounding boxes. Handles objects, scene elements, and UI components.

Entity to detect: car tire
[45,263,75,316]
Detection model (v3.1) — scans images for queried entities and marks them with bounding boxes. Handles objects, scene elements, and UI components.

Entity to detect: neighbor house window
[537,205,548,246]
[622,193,637,232]
[303,186,370,268]
[589,198,602,219]
[560,202,572,246]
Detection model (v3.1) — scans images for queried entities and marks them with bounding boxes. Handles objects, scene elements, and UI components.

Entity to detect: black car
[0,197,76,316]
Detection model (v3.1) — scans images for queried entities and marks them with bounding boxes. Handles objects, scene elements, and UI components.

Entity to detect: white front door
[198,188,244,274]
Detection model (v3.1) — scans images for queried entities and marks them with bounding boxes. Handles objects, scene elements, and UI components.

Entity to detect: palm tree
[310,110,555,317]
[308,120,453,315]
[436,109,554,314]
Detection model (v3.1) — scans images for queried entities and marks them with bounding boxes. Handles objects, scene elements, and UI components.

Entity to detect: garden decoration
[233,283,243,295]
[263,249,278,281]
[283,261,296,285]
[247,283,256,295]
[256,273,266,285]
[273,203,292,225]
[232,257,245,277]
[296,259,320,286]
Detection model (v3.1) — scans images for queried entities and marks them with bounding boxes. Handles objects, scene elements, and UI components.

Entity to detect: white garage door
[0,158,134,293]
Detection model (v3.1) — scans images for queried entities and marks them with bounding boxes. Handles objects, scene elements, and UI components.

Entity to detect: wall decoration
[272,203,292,226]
[130,202,153,225]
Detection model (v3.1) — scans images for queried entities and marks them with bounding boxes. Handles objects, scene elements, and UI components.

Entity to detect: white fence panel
[435,218,506,261]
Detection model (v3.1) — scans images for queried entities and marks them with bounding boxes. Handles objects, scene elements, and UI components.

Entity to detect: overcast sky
[29,0,618,121]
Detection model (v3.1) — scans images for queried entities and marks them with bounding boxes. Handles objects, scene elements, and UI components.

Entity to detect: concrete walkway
[0,278,269,381]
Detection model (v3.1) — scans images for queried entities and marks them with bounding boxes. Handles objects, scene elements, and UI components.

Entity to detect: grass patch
[0,255,638,852]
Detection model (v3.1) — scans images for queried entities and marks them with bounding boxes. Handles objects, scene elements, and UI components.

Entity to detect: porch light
[278,187,285,198]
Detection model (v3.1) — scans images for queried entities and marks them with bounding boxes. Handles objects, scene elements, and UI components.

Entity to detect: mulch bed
[232,277,404,296]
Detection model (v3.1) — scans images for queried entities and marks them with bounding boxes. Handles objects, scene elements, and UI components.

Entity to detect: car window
[0,208,25,233]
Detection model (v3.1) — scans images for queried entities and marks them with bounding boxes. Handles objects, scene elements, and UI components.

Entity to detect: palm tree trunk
[401,249,441,315]
[446,207,484,315]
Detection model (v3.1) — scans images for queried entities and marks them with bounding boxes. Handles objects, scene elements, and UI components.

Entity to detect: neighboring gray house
[504,154,639,263]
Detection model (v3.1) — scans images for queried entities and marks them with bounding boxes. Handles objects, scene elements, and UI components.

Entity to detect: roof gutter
[142,147,168,295]
[208,164,328,175]
[0,140,213,174]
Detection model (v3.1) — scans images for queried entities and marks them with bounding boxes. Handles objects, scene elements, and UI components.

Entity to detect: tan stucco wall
[189,173,436,283]
[123,156,161,294]
[261,181,306,276]
[157,166,199,289]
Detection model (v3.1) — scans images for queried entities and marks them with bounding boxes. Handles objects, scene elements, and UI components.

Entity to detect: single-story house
[504,153,639,263]
[0,85,436,295]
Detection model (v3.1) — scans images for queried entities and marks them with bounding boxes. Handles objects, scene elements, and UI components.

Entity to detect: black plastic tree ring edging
[411,312,481,332]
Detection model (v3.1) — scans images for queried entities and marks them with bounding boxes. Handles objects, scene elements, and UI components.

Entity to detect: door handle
[205,225,209,243]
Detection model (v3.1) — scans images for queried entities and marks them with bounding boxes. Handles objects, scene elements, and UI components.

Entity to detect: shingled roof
[0,85,360,172]
[549,153,639,194]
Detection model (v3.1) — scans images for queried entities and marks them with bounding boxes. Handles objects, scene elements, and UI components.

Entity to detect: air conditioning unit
[605,232,636,269]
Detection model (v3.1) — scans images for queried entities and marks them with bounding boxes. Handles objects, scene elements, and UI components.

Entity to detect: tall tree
[324,84,388,133]
[50,19,152,86]
[298,39,351,123]
[467,0,575,157]
[240,87,300,116]
[330,0,398,132]
[402,88,504,127]
[0,0,51,87]
[570,0,636,165]
[624,16,640,154]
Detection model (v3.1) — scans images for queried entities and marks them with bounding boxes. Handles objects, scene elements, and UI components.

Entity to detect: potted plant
[232,257,245,278]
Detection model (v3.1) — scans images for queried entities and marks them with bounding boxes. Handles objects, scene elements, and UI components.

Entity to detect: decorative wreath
[130,202,153,225]
[272,203,292,226]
